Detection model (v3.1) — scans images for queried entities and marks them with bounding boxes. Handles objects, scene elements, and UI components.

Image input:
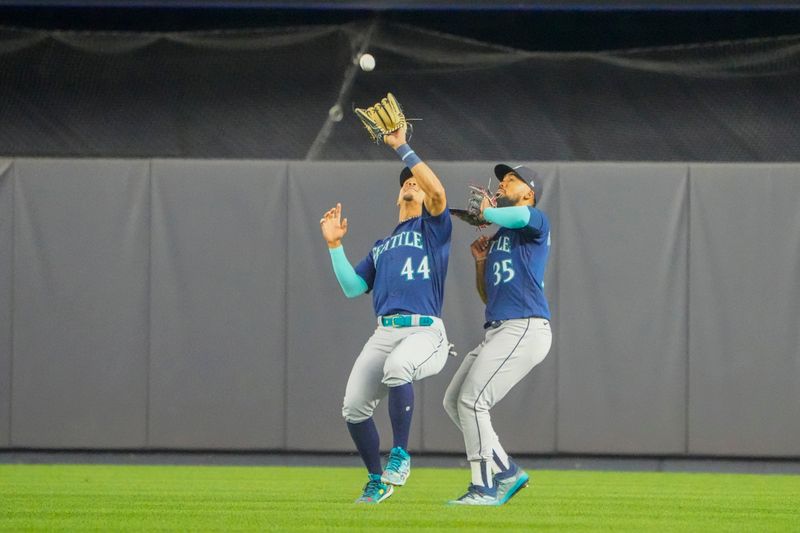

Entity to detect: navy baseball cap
[494,164,538,193]
[399,167,414,187]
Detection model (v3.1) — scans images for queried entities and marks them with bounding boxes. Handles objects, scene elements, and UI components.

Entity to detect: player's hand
[383,125,407,149]
[479,195,492,215]
[470,235,490,261]
[320,203,349,248]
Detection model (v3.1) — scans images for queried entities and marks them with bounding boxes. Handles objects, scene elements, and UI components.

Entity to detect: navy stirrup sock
[347,418,382,476]
[388,382,414,450]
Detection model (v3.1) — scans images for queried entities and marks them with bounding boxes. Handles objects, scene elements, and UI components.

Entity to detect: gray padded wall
[419,162,559,454]
[2,158,799,456]
[11,159,150,448]
[688,164,800,456]
[557,164,689,454]
[0,161,12,446]
[148,160,287,449]
[286,162,425,451]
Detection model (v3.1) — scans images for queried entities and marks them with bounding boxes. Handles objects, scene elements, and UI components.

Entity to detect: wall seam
[283,162,290,451]
[553,163,561,453]
[419,376,425,452]
[8,159,16,446]
[684,164,691,455]
[145,159,153,448]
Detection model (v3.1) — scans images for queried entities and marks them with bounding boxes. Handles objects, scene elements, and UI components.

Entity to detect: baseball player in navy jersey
[443,164,552,506]
[319,125,452,504]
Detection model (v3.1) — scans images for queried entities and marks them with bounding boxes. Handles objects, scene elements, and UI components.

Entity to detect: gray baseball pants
[443,318,551,462]
[342,316,450,423]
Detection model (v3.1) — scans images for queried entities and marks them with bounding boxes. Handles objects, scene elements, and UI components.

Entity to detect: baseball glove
[354,92,408,144]
[450,185,498,228]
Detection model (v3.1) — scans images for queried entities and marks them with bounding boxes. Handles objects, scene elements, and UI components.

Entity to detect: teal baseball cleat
[354,473,394,504]
[494,465,530,505]
[381,446,411,486]
[448,483,500,506]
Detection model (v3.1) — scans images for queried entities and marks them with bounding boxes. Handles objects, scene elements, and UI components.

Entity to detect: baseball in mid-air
[359,53,375,72]
[328,104,343,122]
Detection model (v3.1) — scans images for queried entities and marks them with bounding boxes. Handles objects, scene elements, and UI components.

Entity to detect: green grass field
[1,464,799,532]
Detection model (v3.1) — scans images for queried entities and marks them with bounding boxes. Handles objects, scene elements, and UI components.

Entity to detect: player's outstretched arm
[482,206,531,229]
[384,126,447,216]
[320,203,368,298]
[470,236,489,304]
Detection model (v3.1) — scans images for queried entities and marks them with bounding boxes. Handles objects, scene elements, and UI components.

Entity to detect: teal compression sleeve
[482,206,531,229]
[329,245,369,298]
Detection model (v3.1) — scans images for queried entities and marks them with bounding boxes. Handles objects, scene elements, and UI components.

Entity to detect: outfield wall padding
[147,160,289,449]
[1,159,798,457]
[687,164,800,457]
[556,164,689,454]
[11,159,150,448]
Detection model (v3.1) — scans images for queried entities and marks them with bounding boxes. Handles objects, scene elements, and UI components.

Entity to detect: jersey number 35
[491,259,515,286]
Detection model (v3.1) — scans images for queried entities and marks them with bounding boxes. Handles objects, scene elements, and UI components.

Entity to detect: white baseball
[359,53,375,72]
[328,104,343,122]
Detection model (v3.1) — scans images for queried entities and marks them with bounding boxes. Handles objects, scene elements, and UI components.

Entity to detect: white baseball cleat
[448,484,500,506]
[494,466,530,505]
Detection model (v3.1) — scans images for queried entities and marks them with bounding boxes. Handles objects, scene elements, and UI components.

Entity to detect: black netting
[1,23,799,161]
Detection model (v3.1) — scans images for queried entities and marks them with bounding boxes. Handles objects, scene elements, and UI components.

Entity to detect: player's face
[397,178,425,206]
[496,173,532,206]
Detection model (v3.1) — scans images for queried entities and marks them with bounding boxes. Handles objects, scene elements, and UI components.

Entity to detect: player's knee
[442,383,461,425]
[442,393,460,426]
[458,391,489,415]
[382,360,414,387]
[342,398,373,423]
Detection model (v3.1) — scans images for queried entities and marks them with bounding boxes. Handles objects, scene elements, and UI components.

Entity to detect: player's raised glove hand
[354,92,408,145]
[383,124,407,149]
[479,195,492,215]
[470,235,490,262]
[450,185,498,228]
[320,203,349,248]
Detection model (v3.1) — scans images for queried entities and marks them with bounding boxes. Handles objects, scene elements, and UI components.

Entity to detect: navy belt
[380,314,435,328]
[484,316,549,329]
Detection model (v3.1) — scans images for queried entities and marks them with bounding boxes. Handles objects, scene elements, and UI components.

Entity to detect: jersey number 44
[401,256,430,281]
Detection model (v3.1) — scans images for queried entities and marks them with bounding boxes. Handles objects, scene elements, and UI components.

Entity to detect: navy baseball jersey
[484,206,551,322]
[355,206,452,317]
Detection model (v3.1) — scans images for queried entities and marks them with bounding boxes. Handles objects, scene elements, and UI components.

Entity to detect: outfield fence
[0,159,798,457]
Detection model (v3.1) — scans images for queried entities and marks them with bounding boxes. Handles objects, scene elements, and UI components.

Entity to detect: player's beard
[496,194,518,208]
[402,192,415,202]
